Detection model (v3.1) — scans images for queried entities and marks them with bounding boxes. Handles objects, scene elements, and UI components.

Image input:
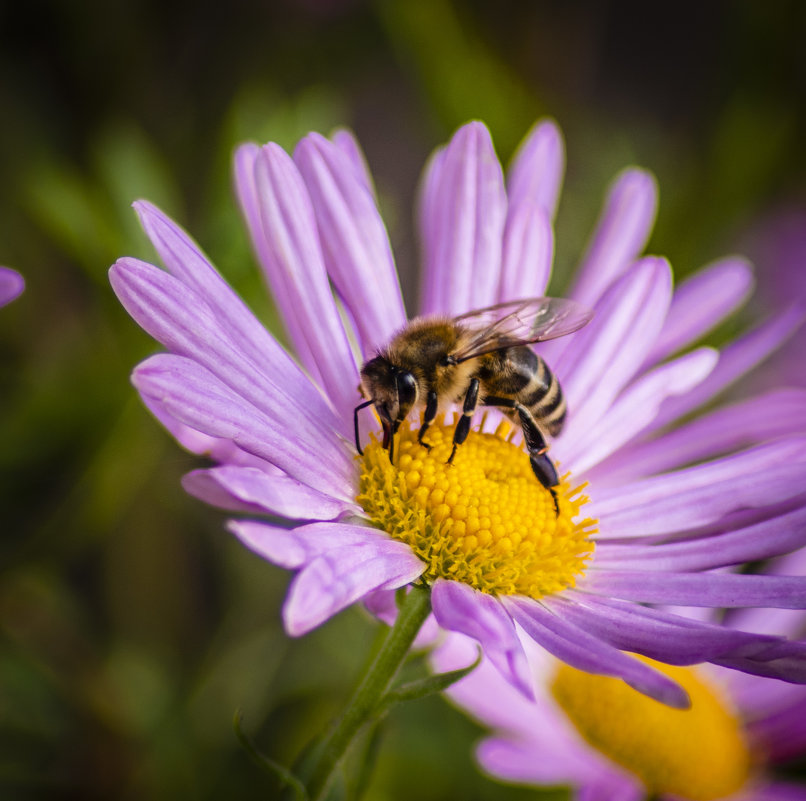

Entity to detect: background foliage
[1,1,806,798]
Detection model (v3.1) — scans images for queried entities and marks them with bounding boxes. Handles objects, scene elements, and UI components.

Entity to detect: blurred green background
[1,1,806,799]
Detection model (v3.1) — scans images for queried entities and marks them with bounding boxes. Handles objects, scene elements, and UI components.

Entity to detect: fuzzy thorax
[357,417,596,598]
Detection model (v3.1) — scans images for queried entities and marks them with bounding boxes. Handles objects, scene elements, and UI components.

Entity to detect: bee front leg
[448,378,480,464]
[482,395,560,516]
[418,390,438,450]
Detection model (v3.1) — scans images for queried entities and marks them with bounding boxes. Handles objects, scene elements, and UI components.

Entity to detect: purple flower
[0,267,24,307]
[110,120,806,708]
[433,550,806,801]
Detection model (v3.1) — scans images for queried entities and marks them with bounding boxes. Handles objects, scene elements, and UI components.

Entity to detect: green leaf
[377,648,482,715]
[233,710,309,801]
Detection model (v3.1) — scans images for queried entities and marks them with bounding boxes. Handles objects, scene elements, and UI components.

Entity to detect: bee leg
[354,399,374,455]
[418,390,438,450]
[448,379,480,464]
[482,396,560,516]
[388,420,402,465]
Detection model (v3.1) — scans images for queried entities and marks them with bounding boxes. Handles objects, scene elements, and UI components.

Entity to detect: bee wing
[451,297,593,362]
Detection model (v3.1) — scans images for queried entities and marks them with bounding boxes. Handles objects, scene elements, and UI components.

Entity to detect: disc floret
[357,418,596,598]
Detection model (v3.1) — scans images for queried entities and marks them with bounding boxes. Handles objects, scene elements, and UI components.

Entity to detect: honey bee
[354,298,593,511]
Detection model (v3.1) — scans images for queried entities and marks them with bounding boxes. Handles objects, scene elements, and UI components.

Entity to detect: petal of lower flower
[431,579,533,699]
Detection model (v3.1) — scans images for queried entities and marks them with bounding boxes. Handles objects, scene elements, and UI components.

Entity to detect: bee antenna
[354,400,373,455]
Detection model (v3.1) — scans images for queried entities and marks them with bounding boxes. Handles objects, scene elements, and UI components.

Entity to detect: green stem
[304,583,432,801]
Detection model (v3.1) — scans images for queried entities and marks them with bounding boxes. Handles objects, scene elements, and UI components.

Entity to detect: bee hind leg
[418,390,438,451]
[482,396,560,516]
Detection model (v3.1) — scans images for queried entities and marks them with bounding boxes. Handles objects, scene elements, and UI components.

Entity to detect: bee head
[360,355,418,429]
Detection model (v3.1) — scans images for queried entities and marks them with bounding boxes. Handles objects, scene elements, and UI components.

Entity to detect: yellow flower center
[357,418,595,598]
[551,657,752,800]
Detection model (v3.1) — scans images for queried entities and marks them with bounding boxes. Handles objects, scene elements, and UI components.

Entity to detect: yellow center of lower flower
[551,657,752,800]
[357,418,595,598]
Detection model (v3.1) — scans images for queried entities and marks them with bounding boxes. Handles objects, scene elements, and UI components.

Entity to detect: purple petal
[498,202,553,302]
[591,438,806,539]
[330,128,376,195]
[551,592,788,664]
[434,636,641,794]
[502,595,690,707]
[233,143,325,388]
[140,392,269,467]
[110,257,343,435]
[644,304,805,435]
[294,133,406,353]
[229,520,396,568]
[738,782,806,801]
[714,643,806,684]
[478,738,641,798]
[283,539,424,635]
[132,354,355,498]
[644,256,754,366]
[131,201,323,405]
[552,257,672,430]
[729,782,806,801]
[558,347,717,474]
[748,696,806,763]
[506,118,565,221]
[594,388,806,485]
[419,122,507,316]
[575,776,646,801]
[580,569,806,609]
[0,267,24,307]
[431,579,533,698]
[567,169,658,310]
[416,145,446,303]
[182,465,356,520]
[595,503,806,572]
[243,142,360,417]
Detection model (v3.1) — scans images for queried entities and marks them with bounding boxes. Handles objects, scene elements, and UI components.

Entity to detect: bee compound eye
[396,372,417,409]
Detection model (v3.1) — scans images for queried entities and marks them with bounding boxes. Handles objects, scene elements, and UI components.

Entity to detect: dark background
[1,1,805,798]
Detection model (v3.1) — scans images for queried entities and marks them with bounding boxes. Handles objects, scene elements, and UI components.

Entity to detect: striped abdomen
[477,346,566,436]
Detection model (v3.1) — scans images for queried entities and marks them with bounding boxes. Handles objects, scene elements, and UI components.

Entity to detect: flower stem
[303,583,432,801]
